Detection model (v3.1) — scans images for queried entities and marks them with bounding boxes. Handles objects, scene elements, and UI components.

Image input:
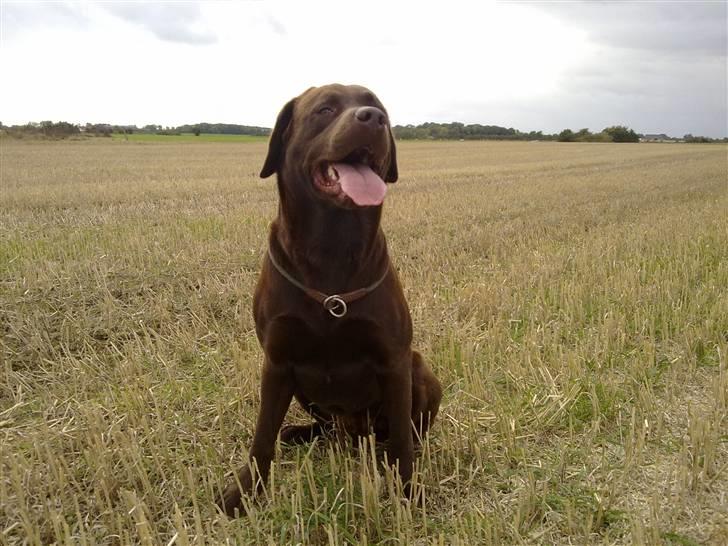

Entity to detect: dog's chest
[265,316,386,413]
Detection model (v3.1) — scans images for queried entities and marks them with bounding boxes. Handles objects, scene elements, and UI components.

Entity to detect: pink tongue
[333,163,387,206]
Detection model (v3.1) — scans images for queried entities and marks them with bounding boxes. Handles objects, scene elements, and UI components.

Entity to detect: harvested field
[1,139,726,544]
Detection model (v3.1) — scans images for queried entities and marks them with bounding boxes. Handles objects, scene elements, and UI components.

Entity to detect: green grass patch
[110,132,267,143]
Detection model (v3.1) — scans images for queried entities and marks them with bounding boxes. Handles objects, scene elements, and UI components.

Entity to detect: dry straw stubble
[1,139,726,544]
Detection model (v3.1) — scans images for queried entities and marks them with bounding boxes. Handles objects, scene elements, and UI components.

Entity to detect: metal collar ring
[323,295,347,318]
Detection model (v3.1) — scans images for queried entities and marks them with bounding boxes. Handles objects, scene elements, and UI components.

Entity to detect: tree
[39,121,80,137]
[603,125,639,143]
[558,129,576,142]
[575,128,591,141]
[590,131,612,142]
[193,126,201,136]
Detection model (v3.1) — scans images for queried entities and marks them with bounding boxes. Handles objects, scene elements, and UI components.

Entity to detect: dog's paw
[217,466,254,518]
[217,482,244,518]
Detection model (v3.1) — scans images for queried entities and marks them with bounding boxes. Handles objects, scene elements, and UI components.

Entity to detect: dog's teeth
[327,165,338,181]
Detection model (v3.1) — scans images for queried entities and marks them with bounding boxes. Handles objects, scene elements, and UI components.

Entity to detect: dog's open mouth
[313,149,387,206]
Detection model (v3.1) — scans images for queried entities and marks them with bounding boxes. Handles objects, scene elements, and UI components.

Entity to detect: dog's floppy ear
[384,127,398,183]
[260,98,296,179]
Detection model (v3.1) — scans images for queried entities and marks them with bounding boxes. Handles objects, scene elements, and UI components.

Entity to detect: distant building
[640,133,675,142]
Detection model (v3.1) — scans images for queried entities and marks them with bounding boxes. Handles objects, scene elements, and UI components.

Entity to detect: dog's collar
[266,248,389,318]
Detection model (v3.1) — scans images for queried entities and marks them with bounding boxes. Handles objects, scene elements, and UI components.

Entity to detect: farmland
[1,139,726,544]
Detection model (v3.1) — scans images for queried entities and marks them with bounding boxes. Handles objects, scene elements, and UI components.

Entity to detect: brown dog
[218,84,442,517]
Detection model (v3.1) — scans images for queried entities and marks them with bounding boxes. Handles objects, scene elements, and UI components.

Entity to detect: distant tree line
[1,120,724,143]
[393,122,727,143]
[682,134,722,143]
[0,121,270,139]
[175,123,270,136]
[393,122,555,141]
[557,126,639,143]
[0,121,82,138]
[393,123,644,143]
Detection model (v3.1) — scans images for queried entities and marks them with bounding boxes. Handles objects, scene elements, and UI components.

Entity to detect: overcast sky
[1,1,726,137]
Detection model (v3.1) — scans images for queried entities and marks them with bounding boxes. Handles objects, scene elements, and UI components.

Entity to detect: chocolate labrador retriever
[218,84,442,517]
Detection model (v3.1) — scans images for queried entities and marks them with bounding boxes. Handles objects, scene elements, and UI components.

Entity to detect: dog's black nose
[354,106,387,128]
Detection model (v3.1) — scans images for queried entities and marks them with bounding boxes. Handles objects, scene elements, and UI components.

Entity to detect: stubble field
[1,139,726,545]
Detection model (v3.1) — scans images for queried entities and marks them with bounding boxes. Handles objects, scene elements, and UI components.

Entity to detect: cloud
[103,2,216,45]
[431,51,726,139]
[510,1,727,137]
[530,1,727,56]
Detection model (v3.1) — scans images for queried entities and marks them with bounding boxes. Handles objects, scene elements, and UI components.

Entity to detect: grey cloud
[530,1,726,57]
[431,88,725,139]
[423,44,726,138]
[566,47,716,97]
[499,1,728,137]
[103,2,216,45]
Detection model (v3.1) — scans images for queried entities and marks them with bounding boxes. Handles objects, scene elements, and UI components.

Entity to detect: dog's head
[260,84,398,209]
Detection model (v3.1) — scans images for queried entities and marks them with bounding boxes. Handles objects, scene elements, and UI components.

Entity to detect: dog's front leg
[382,355,415,493]
[219,360,293,517]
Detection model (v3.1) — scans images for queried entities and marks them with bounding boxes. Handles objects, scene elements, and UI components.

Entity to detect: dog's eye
[317,106,334,115]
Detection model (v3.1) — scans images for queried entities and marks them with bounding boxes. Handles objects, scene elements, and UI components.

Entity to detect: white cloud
[102,2,217,45]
